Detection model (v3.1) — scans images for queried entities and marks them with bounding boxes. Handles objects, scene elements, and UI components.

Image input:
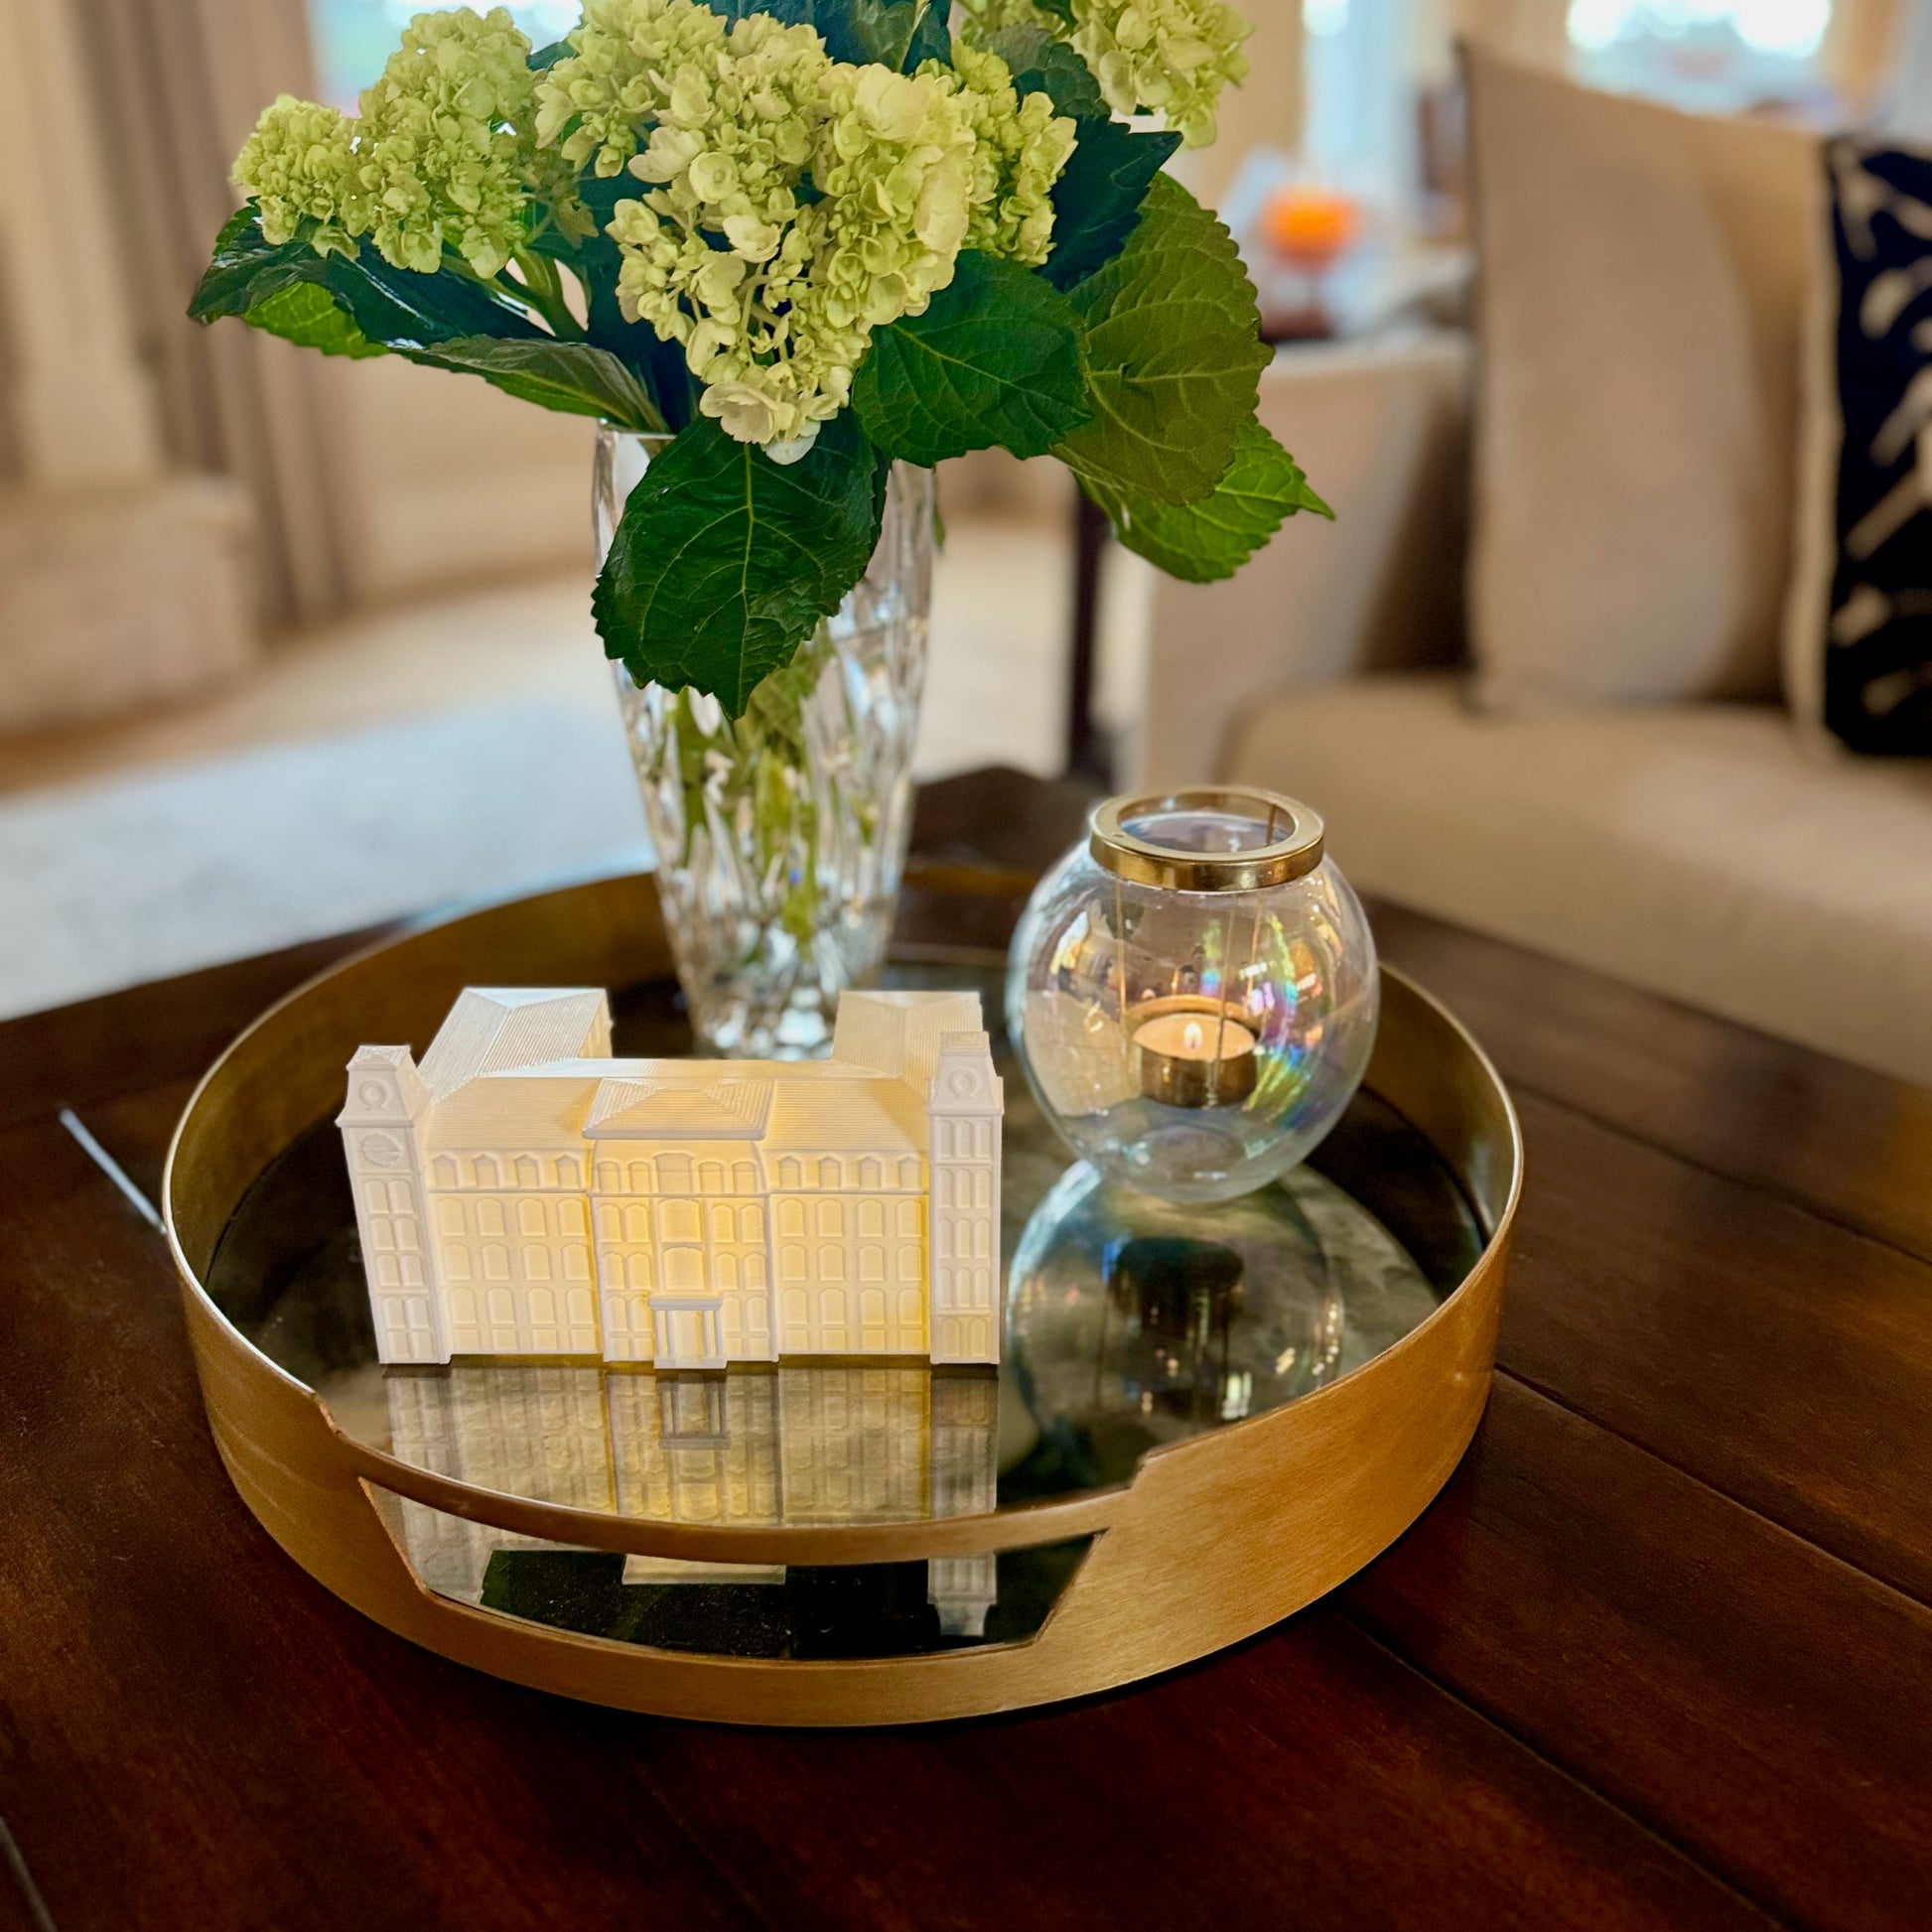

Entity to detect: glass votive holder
[1007,786,1379,1203]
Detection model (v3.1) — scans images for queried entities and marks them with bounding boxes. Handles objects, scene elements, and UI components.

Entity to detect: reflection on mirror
[1006,1158,1439,1491]
[382,1361,1004,1635]
[370,1478,1095,1661]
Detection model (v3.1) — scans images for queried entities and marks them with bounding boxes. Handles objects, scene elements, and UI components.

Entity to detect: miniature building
[339,988,1004,1369]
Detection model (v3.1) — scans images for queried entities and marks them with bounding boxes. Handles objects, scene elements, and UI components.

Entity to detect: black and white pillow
[1785,139,1932,755]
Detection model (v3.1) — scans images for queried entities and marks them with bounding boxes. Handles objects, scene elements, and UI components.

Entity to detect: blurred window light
[1567,0,1835,110]
[310,1,582,110]
[1301,0,1417,210]
[1570,0,1828,57]
[1736,0,1832,56]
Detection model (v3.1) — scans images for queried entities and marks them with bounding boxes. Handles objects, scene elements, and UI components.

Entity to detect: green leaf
[592,412,886,715]
[851,252,1089,464]
[190,204,665,430]
[812,0,950,69]
[192,204,543,344]
[708,0,816,22]
[1043,118,1180,292]
[189,203,313,321]
[401,337,663,427]
[526,38,572,69]
[1083,421,1331,581]
[571,172,638,243]
[317,241,552,345]
[243,279,386,358]
[702,0,952,66]
[1054,175,1272,506]
[902,0,954,68]
[537,177,698,430]
[982,22,1106,118]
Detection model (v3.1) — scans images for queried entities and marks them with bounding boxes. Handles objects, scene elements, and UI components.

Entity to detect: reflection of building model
[388,1363,1001,1635]
[338,988,1004,1369]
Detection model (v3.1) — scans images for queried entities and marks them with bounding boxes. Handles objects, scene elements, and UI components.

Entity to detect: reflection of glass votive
[1006,1162,1346,1485]
[1009,786,1379,1204]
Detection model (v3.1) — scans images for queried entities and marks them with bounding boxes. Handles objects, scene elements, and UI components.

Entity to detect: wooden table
[4,766,1928,1932]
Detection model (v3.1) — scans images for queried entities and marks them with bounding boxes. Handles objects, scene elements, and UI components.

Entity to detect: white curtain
[0,0,165,487]
[80,0,362,629]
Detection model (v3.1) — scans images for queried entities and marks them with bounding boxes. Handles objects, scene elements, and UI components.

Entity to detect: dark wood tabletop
[3,764,1928,1932]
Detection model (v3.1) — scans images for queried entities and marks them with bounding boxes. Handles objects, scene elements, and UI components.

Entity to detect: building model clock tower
[339,1043,442,1365]
[926,1030,1003,1364]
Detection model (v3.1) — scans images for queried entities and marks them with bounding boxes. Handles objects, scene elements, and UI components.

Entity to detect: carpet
[0,697,649,1020]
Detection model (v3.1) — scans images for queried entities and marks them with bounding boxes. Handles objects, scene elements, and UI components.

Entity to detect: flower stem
[503,247,584,340]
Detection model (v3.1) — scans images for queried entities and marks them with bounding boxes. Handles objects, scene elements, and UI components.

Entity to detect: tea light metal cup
[1131,996,1259,1108]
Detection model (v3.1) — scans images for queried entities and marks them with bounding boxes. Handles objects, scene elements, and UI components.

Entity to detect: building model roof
[412,986,985,1155]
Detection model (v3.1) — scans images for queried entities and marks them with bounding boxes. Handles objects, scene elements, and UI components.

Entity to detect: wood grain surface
[2,767,1926,1931]
[1367,903,1932,1260]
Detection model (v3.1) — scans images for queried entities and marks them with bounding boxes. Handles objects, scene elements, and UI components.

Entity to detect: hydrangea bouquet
[192,0,1326,716]
[194,0,1328,1053]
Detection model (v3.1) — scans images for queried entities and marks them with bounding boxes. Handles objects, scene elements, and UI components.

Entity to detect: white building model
[338,987,1004,1370]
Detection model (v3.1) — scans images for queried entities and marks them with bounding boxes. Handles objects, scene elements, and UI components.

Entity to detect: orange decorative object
[1262,185,1359,275]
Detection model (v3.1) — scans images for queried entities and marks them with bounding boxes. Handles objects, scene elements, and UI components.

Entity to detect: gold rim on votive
[1089,787,1325,894]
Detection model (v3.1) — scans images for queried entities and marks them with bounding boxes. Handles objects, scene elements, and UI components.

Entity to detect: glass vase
[594,426,933,1058]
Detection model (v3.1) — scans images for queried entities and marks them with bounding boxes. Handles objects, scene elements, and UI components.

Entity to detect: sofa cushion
[1784,138,1932,756]
[1225,673,1932,1083]
[1133,332,1471,788]
[0,478,257,737]
[1464,49,1816,712]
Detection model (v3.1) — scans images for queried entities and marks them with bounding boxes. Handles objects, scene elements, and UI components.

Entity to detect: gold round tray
[163,870,1520,1725]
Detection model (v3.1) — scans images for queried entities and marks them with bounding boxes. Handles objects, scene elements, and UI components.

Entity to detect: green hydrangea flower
[944,41,1079,265]
[535,0,734,177]
[552,0,1075,456]
[1073,0,1251,147]
[233,95,364,255]
[234,8,579,279]
[588,3,838,449]
[959,0,1250,148]
[354,7,545,275]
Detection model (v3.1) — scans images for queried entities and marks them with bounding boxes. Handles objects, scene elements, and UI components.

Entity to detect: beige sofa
[1133,334,1932,1086]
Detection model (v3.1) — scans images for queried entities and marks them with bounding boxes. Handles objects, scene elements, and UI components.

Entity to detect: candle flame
[1183,1020,1203,1052]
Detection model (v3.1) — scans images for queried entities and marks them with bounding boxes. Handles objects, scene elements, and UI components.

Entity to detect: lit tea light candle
[1132,998,1258,1109]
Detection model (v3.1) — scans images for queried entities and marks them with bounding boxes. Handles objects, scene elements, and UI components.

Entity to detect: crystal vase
[594,426,933,1058]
